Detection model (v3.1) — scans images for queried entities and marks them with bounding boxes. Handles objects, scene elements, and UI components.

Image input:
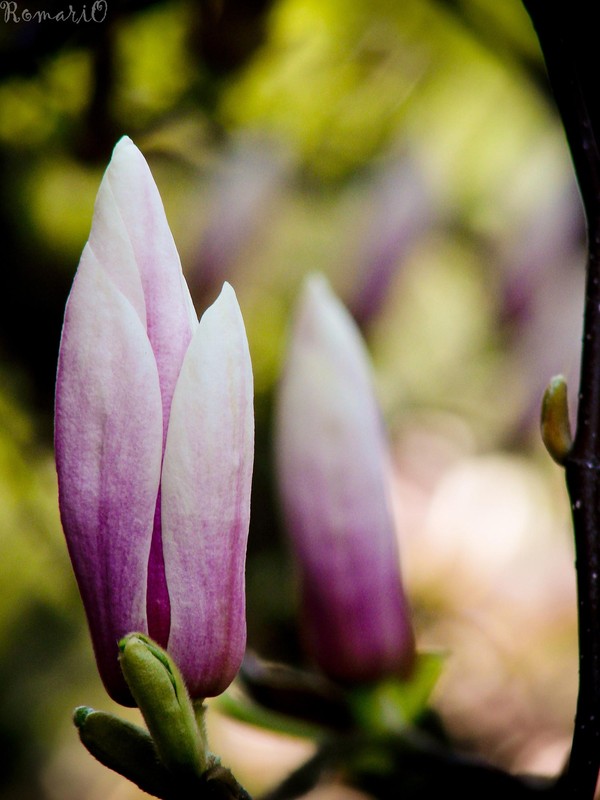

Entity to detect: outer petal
[161,283,254,698]
[91,137,200,647]
[90,136,197,432]
[55,249,163,704]
[275,275,414,683]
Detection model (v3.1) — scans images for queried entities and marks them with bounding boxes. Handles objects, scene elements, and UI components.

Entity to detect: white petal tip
[110,137,145,170]
[218,281,236,300]
[209,282,242,318]
[114,135,135,152]
[300,274,344,323]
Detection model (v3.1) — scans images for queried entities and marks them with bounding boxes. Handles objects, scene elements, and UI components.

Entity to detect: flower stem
[523,1,600,797]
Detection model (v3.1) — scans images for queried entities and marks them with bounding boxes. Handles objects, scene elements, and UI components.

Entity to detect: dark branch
[260,733,558,800]
[522,2,600,798]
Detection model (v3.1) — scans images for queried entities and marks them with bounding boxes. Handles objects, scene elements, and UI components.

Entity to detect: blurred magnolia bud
[275,275,415,684]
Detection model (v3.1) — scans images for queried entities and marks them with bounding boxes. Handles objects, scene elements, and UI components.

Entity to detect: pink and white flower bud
[55,137,254,704]
[275,275,414,684]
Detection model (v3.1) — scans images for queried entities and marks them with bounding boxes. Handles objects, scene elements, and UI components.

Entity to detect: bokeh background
[0,1,587,797]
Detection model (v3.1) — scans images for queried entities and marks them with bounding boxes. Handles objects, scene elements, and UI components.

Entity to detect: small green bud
[74,706,174,798]
[541,375,572,465]
[118,633,207,777]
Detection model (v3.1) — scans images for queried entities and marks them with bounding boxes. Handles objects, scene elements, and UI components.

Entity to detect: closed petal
[55,249,163,703]
[91,136,197,433]
[161,283,254,698]
[275,275,414,682]
[90,138,199,651]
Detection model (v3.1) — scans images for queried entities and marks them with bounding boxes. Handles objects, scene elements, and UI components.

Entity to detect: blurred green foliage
[0,0,585,797]
[0,376,65,640]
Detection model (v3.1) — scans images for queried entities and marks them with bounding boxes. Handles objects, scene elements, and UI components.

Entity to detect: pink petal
[275,275,414,682]
[90,137,200,649]
[161,283,254,698]
[55,249,163,704]
[90,136,197,435]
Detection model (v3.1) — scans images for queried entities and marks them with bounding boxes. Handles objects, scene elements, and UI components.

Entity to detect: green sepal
[119,633,207,777]
[74,706,175,799]
[347,651,445,734]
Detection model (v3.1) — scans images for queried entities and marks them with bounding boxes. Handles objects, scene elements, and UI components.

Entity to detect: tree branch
[522,2,600,797]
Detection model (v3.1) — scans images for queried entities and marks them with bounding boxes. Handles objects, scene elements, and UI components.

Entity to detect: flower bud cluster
[56,138,414,711]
